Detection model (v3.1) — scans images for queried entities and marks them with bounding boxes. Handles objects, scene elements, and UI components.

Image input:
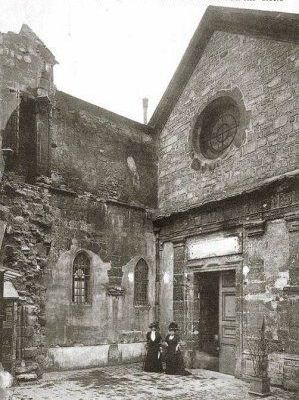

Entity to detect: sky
[0,0,298,123]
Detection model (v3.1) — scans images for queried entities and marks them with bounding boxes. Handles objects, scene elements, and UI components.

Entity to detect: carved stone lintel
[244,219,266,237]
[172,237,186,248]
[285,211,299,232]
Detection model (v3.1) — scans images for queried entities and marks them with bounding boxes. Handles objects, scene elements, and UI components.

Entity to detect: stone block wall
[155,180,298,388]
[0,25,158,373]
[0,25,55,176]
[243,219,298,352]
[159,242,174,336]
[52,91,157,208]
[242,217,299,387]
[45,193,156,350]
[2,300,19,372]
[0,179,55,374]
[158,31,298,213]
[0,177,156,372]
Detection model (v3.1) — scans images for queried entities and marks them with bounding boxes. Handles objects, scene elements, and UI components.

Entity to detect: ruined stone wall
[0,25,56,377]
[0,25,158,373]
[0,175,156,372]
[0,179,54,375]
[158,31,298,213]
[0,25,55,176]
[52,91,157,208]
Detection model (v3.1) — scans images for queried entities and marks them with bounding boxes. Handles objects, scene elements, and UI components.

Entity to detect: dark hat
[149,321,159,329]
[168,322,178,331]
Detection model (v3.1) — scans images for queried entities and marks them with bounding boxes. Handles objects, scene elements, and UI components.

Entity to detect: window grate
[72,252,90,304]
[134,259,148,306]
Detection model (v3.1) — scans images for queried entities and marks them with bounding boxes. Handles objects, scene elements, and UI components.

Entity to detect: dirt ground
[8,363,297,400]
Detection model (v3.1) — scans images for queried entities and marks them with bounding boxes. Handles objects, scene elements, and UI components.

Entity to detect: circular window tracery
[201,111,238,159]
[193,96,241,160]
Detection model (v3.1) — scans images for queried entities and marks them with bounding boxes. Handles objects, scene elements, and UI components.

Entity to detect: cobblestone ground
[9,364,297,400]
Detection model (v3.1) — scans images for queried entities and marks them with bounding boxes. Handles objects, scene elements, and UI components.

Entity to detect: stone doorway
[193,270,236,375]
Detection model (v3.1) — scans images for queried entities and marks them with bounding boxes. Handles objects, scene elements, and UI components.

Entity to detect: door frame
[219,269,237,375]
[184,258,244,377]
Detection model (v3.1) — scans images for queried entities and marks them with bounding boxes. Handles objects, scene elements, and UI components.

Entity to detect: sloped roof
[56,90,155,136]
[149,6,299,131]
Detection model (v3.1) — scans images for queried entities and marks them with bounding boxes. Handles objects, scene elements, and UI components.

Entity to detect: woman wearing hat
[164,322,191,375]
[143,322,163,372]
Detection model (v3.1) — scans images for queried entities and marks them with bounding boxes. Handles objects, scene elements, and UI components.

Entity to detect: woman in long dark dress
[143,322,163,372]
[164,322,191,375]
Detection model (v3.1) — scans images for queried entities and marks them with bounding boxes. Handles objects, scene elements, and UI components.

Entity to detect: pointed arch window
[134,259,148,306]
[72,252,90,304]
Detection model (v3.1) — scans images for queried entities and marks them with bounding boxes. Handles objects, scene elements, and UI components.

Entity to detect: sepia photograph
[0,0,298,399]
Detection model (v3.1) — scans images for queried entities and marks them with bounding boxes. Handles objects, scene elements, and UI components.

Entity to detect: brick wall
[158,31,298,213]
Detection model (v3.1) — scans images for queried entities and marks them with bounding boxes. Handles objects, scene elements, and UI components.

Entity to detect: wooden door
[219,270,236,375]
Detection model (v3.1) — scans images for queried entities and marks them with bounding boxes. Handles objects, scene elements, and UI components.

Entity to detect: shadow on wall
[2,95,37,182]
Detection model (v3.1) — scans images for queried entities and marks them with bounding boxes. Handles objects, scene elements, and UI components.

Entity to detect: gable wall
[158,31,298,213]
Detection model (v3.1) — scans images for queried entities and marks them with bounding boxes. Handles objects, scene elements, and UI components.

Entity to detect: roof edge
[154,169,299,223]
[149,6,299,131]
[56,90,155,136]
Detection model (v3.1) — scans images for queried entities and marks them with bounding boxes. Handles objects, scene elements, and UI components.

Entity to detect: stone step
[15,362,39,375]
[16,373,38,382]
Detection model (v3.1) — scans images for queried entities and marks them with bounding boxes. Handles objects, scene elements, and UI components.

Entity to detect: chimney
[142,97,148,124]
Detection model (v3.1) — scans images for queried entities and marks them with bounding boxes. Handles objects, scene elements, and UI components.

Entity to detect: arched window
[134,259,148,305]
[72,252,90,304]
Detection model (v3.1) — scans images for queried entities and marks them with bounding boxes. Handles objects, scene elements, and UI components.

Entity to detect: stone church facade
[0,6,298,390]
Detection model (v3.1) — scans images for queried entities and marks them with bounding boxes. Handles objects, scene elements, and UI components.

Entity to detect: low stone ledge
[47,345,110,371]
[16,373,38,382]
[47,342,146,371]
